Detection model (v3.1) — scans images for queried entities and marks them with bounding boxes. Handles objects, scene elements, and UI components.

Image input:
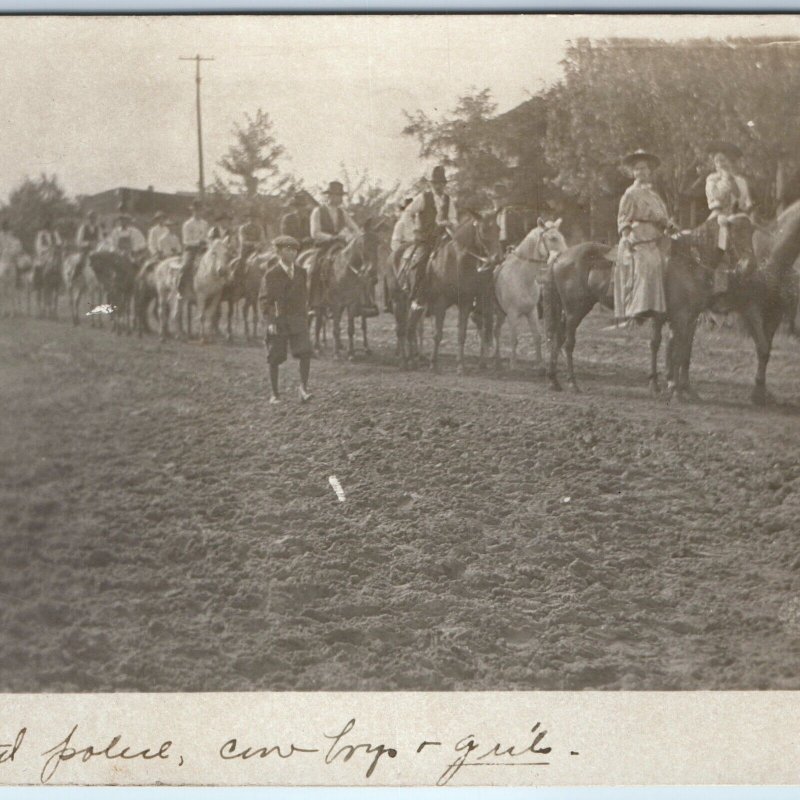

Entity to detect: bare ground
[1,307,799,691]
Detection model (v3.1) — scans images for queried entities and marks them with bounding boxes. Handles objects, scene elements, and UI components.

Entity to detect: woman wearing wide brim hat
[614,148,670,322]
[621,149,662,171]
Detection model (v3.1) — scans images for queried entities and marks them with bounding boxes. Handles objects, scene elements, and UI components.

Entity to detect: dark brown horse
[89,251,139,334]
[544,206,800,405]
[408,211,500,374]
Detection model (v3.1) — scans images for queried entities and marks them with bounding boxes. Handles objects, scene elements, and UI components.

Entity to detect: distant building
[78,186,196,230]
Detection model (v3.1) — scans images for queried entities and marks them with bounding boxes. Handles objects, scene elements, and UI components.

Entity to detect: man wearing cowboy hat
[110,213,147,258]
[239,208,266,262]
[404,165,459,309]
[307,180,361,311]
[705,141,754,294]
[614,149,674,323]
[179,200,209,299]
[258,235,312,405]
[147,212,170,258]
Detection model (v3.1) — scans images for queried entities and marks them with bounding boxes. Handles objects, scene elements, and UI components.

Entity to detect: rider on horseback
[110,213,147,260]
[406,165,459,311]
[238,209,265,264]
[75,210,101,277]
[35,217,62,269]
[178,200,209,300]
[308,180,360,310]
[705,141,754,295]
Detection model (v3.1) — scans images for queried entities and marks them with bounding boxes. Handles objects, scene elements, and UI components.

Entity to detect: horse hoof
[549,380,562,392]
[751,387,775,406]
[347,354,355,362]
[568,382,581,394]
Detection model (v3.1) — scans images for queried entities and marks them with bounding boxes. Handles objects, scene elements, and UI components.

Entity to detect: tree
[217,109,286,198]
[402,88,509,210]
[2,174,77,251]
[336,164,401,225]
[543,37,800,236]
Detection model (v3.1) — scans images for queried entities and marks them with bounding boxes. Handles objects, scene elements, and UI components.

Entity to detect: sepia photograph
[1,13,799,698]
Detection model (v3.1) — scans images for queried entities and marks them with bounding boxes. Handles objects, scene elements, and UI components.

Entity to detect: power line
[179,54,214,200]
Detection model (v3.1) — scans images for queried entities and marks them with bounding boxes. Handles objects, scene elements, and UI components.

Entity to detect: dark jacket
[416,191,450,244]
[258,261,309,334]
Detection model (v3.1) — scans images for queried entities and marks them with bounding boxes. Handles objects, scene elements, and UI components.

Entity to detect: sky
[0,14,798,202]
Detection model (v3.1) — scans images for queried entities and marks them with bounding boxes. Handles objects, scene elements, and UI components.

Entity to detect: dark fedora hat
[707,141,743,160]
[322,180,346,196]
[622,149,661,170]
[427,165,448,184]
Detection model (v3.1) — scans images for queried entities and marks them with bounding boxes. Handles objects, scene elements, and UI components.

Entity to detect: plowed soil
[1,308,799,691]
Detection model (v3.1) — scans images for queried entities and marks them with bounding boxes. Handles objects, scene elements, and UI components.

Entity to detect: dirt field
[1,306,799,692]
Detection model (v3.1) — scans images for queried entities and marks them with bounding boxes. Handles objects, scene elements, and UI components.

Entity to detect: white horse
[493,218,568,371]
[154,239,233,343]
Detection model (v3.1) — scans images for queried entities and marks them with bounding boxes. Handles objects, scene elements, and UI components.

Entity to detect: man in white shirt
[147,212,170,258]
[405,166,458,309]
[179,201,209,298]
[157,219,182,258]
[390,197,415,254]
[35,219,63,266]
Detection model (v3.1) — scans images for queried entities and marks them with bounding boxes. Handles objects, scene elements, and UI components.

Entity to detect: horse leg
[493,310,504,371]
[681,315,701,400]
[742,302,780,406]
[564,304,593,392]
[362,315,371,356]
[347,309,356,360]
[527,309,546,377]
[456,304,469,376]
[332,307,343,359]
[507,313,520,372]
[649,315,665,397]
[430,307,445,374]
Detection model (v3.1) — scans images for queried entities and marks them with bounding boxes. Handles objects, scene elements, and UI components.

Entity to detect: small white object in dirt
[86,304,115,316]
[328,475,346,502]
[561,496,572,504]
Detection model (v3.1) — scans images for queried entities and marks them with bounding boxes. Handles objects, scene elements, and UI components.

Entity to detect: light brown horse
[408,211,501,375]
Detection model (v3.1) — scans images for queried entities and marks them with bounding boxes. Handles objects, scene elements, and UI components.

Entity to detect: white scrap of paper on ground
[328,475,346,502]
[86,304,115,316]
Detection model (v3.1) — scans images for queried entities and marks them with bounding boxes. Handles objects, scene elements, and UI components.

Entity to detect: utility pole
[179,54,214,200]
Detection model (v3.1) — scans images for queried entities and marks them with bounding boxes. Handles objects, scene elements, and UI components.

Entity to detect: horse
[408,211,501,375]
[753,222,800,337]
[326,222,380,360]
[32,245,63,319]
[133,258,160,337]
[62,251,103,327]
[153,239,232,343]
[384,242,421,368]
[542,209,800,405]
[493,218,568,372]
[88,250,138,334]
[214,247,268,343]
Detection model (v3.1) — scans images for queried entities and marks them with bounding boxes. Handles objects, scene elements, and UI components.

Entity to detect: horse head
[452,210,501,266]
[518,217,568,265]
[206,238,233,280]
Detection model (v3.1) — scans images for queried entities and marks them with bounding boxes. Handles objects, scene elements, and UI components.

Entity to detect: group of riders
[1,138,757,331]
